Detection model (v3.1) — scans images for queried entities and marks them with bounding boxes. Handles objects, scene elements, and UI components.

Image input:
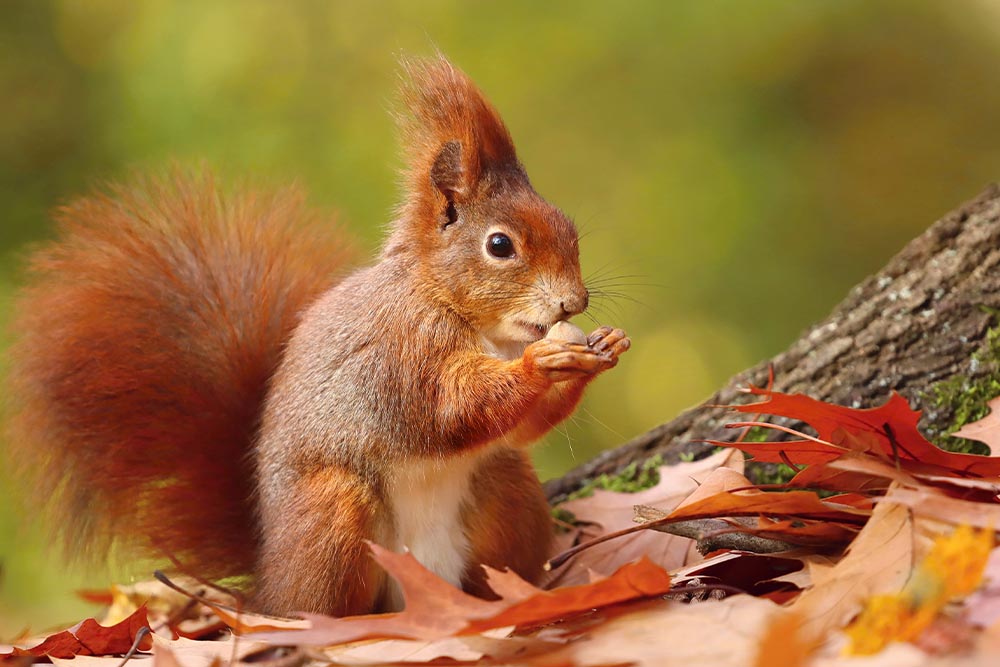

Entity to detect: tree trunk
[545,184,1000,502]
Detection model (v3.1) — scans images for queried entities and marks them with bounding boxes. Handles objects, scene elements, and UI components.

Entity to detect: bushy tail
[5,170,352,580]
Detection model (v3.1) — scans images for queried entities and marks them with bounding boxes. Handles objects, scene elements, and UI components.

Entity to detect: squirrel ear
[430,140,466,203]
[397,55,519,208]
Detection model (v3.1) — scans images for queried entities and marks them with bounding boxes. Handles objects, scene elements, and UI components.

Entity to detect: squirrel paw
[587,326,631,364]
[526,337,617,383]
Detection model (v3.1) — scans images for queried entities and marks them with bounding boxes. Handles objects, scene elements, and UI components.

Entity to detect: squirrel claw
[589,326,631,359]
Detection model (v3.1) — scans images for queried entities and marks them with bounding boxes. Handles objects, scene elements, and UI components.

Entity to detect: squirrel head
[387,55,588,354]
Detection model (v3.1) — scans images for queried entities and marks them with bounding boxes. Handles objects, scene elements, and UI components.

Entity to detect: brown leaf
[519,595,780,667]
[208,606,316,635]
[732,387,1000,477]
[152,644,185,667]
[671,550,807,598]
[713,438,845,466]
[787,500,914,646]
[748,517,859,546]
[250,545,670,649]
[666,488,870,524]
[1,606,152,661]
[885,486,1000,528]
[963,547,1000,629]
[675,466,753,508]
[545,449,741,587]
[465,557,671,633]
[953,397,1000,453]
[147,636,272,667]
[804,453,1000,503]
[320,633,563,665]
[753,612,815,667]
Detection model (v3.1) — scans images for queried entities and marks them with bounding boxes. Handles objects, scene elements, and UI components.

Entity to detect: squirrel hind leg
[254,466,388,616]
[461,447,553,597]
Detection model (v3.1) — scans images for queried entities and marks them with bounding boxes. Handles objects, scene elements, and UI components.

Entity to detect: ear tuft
[397,54,518,202]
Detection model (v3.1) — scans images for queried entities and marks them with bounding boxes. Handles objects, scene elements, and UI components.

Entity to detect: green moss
[750,462,798,486]
[920,311,1000,456]
[564,454,665,502]
[550,507,578,533]
[741,425,773,443]
[550,454,665,527]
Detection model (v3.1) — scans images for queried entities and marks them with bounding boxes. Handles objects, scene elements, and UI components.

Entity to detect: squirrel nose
[559,290,589,318]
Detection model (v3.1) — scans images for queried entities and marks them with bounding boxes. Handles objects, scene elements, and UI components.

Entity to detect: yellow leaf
[845,523,994,655]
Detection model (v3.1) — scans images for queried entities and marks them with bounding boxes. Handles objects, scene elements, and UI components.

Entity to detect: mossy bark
[546,184,1000,502]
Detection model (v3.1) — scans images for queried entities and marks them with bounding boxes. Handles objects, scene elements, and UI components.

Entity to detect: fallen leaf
[667,489,870,524]
[1,606,152,661]
[733,387,1000,477]
[520,595,780,667]
[885,486,1000,528]
[545,449,741,586]
[962,547,1000,628]
[671,550,806,597]
[465,557,671,633]
[200,605,311,635]
[754,612,815,667]
[152,645,182,667]
[953,397,1000,453]
[749,517,859,546]
[149,635,270,667]
[675,466,754,508]
[807,453,1000,501]
[49,658,150,667]
[716,439,846,466]
[250,545,670,649]
[845,523,993,656]
[788,500,914,646]
[320,632,563,665]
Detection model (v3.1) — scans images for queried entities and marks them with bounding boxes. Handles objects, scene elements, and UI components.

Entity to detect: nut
[546,321,588,346]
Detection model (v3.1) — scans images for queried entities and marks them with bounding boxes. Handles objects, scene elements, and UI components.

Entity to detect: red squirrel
[6,55,630,616]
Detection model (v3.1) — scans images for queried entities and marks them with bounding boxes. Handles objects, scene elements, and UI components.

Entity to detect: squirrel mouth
[515,320,548,341]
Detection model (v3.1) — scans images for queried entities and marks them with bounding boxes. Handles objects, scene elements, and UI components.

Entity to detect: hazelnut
[546,321,588,346]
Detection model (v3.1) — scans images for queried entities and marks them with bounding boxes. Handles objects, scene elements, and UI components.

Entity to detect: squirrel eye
[486,232,515,259]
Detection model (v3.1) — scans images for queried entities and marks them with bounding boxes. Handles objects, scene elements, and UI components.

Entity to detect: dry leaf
[788,500,914,646]
[666,489,870,525]
[953,397,1000,453]
[546,448,741,586]
[1,605,152,661]
[521,595,780,667]
[753,612,816,667]
[675,466,753,508]
[732,387,1000,477]
[250,545,670,649]
[320,633,563,665]
[465,557,670,633]
[885,486,1000,528]
[963,547,1000,628]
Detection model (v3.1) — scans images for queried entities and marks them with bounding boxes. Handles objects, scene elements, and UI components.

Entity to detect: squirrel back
[5,172,352,579]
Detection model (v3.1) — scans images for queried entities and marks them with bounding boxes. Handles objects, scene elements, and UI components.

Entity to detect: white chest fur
[383,451,486,611]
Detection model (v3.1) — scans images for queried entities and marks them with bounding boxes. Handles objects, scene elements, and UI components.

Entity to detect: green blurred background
[4,0,1000,635]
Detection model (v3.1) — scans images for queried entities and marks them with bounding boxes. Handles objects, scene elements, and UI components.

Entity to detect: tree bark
[545,184,1000,502]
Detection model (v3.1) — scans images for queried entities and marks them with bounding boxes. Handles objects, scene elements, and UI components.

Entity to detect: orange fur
[462,447,553,598]
[6,171,352,579]
[395,55,517,219]
[255,466,387,615]
[5,55,629,615]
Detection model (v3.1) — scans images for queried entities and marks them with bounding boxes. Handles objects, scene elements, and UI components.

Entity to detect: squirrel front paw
[525,339,612,383]
[525,324,630,383]
[587,326,631,365]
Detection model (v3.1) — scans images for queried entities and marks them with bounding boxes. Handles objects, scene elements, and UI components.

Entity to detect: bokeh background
[4,0,1000,635]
